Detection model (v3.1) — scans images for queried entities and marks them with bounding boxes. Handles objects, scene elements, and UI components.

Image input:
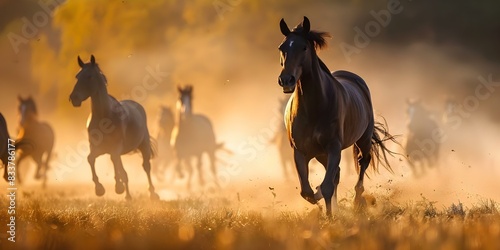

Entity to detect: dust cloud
[0,0,499,209]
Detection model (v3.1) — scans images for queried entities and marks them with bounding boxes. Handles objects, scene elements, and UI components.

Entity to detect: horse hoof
[354,196,367,211]
[125,195,132,201]
[301,191,317,204]
[150,192,160,200]
[115,182,125,194]
[95,184,105,196]
[314,186,324,201]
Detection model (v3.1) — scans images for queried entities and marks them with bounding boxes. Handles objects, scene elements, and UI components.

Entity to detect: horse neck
[20,112,39,127]
[296,51,339,118]
[90,84,112,118]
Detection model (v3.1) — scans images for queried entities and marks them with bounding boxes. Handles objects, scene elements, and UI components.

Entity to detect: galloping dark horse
[278,17,396,216]
[16,96,54,187]
[69,55,159,200]
[171,86,222,188]
[405,99,440,177]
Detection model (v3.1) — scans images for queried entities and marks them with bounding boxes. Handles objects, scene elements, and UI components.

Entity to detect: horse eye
[303,46,307,51]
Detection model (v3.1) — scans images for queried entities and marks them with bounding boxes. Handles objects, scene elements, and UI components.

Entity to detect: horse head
[277,16,329,93]
[18,95,38,125]
[70,55,107,107]
[176,85,193,117]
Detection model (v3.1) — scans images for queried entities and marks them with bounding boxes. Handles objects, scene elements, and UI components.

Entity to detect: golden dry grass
[0,192,499,250]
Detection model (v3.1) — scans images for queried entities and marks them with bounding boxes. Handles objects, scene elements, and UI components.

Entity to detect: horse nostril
[288,76,296,86]
[278,77,284,86]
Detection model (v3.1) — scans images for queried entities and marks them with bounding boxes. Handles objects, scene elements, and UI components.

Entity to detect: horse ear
[302,16,310,34]
[177,86,182,93]
[280,18,290,36]
[18,95,23,102]
[90,55,96,65]
[77,56,84,68]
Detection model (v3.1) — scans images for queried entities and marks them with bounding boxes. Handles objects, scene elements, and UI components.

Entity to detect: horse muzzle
[69,95,82,107]
[278,75,296,93]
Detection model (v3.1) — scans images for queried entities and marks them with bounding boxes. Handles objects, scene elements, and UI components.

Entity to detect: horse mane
[291,25,332,79]
[94,64,108,85]
[291,25,330,50]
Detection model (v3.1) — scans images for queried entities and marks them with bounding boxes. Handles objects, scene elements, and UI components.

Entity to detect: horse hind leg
[110,154,132,200]
[88,153,105,196]
[354,131,372,210]
[196,155,205,186]
[139,141,159,200]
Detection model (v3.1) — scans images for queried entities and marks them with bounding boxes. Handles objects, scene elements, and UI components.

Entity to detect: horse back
[332,70,373,147]
[119,100,150,152]
[17,119,54,154]
[173,114,217,157]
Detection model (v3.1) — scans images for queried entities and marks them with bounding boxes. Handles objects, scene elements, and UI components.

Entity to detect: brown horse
[405,99,440,177]
[277,17,397,216]
[171,86,224,188]
[16,96,54,187]
[69,55,159,200]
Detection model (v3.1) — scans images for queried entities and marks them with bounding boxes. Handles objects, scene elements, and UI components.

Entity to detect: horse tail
[149,137,158,159]
[215,142,233,155]
[369,118,401,174]
[14,138,35,151]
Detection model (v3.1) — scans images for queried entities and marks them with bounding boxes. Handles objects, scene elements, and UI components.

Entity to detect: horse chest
[289,120,326,155]
[87,118,124,147]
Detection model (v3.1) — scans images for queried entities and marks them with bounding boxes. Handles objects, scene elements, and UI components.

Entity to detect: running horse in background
[277,17,397,216]
[270,97,294,180]
[153,106,176,182]
[69,55,159,200]
[16,96,54,187]
[405,99,440,177]
[171,85,225,189]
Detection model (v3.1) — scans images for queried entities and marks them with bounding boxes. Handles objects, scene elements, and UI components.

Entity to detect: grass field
[1,189,499,250]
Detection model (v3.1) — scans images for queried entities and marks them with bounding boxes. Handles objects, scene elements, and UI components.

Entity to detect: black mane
[291,25,330,50]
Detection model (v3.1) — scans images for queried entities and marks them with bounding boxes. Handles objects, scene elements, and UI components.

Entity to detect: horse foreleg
[110,154,131,200]
[32,153,48,189]
[196,155,205,186]
[88,153,105,196]
[15,153,27,185]
[321,142,342,217]
[32,153,43,180]
[185,159,194,190]
[293,150,315,204]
